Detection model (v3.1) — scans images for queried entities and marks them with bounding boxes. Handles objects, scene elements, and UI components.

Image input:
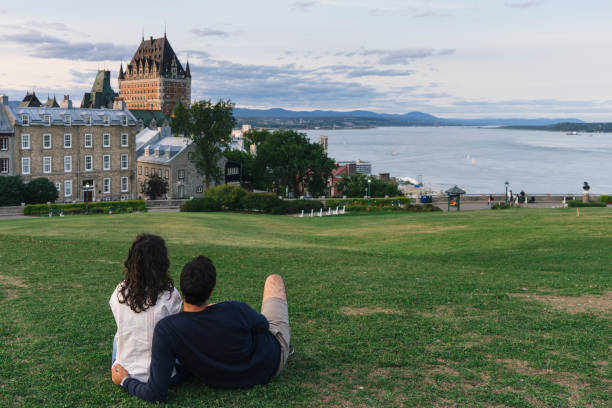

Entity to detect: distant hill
[505,122,612,133]
[233,108,584,128]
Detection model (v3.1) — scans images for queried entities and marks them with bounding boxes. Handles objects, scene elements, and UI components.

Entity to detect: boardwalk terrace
[1,96,138,203]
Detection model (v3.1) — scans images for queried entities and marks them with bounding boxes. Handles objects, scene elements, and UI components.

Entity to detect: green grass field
[0,209,610,407]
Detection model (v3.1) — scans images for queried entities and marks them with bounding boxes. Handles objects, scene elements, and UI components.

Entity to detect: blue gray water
[306,126,612,194]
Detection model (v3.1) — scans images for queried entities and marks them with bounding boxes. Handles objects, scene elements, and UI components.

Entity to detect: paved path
[439,201,568,212]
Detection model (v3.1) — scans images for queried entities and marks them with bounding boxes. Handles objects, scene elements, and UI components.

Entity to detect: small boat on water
[566,131,579,135]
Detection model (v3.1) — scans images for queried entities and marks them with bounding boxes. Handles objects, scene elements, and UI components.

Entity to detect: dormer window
[84,115,91,126]
[64,114,71,126]
[21,114,29,126]
[43,114,51,126]
[104,115,110,126]
[121,115,128,126]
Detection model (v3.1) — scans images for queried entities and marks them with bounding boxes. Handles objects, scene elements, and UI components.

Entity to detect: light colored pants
[261,297,291,376]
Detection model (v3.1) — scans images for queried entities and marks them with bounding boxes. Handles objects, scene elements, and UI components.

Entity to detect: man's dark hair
[180,256,216,306]
[119,234,173,313]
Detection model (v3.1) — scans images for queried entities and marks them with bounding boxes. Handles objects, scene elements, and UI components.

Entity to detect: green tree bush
[253,130,335,197]
[180,197,221,212]
[568,200,606,208]
[204,184,248,210]
[141,173,169,200]
[241,192,282,213]
[173,100,236,189]
[24,178,58,204]
[336,173,403,198]
[0,176,25,206]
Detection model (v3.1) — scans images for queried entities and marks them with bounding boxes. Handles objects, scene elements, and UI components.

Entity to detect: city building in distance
[119,34,191,116]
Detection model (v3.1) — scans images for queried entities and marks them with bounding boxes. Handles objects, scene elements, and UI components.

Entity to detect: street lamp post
[504,181,509,204]
[84,182,92,214]
[367,178,371,206]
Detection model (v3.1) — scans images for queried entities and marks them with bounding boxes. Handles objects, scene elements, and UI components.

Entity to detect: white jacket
[110,282,182,382]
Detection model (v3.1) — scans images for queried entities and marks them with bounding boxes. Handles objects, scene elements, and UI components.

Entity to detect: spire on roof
[18,91,42,107]
[119,62,125,80]
[185,60,191,78]
[44,94,59,108]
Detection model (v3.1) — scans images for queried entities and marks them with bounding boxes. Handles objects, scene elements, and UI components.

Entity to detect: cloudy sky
[1,0,612,119]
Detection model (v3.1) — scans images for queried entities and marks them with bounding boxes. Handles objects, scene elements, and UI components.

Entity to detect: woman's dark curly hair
[119,234,174,313]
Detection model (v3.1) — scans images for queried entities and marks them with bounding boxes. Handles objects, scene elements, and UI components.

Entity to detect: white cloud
[292,1,318,11]
[191,28,230,38]
[506,1,544,9]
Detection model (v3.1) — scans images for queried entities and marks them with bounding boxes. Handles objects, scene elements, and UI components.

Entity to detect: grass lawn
[0,209,610,407]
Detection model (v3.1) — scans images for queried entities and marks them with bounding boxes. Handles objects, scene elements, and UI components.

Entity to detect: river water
[306,126,612,195]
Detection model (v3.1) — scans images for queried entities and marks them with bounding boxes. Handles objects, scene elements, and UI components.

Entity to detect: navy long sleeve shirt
[122,301,281,402]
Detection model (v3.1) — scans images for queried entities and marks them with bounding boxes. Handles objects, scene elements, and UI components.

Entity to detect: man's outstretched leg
[261,274,291,377]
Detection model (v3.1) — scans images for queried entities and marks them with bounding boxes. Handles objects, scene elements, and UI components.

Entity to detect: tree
[24,178,58,204]
[0,176,25,206]
[254,130,335,197]
[141,173,169,200]
[243,129,271,153]
[336,173,403,198]
[336,173,368,198]
[172,100,236,189]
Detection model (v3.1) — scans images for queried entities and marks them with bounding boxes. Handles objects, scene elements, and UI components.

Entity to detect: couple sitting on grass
[110,234,291,403]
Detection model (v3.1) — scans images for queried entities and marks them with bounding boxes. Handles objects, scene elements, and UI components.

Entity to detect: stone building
[119,34,191,116]
[81,70,118,109]
[135,125,231,200]
[2,95,138,203]
[0,96,14,176]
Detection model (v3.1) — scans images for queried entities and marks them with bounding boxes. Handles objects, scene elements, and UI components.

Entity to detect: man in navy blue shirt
[111,255,292,403]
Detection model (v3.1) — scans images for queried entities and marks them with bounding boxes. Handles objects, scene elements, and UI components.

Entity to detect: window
[188,152,194,160]
[158,168,162,177]
[103,133,110,147]
[43,134,52,149]
[145,167,149,176]
[178,169,185,179]
[55,182,60,192]
[84,115,91,126]
[43,157,52,173]
[122,116,128,126]
[104,115,110,126]
[64,114,71,126]
[43,115,51,126]
[121,177,128,192]
[0,137,7,150]
[138,166,142,175]
[21,114,29,126]
[121,133,128,147]
[84,133,92,148]
[103,178,110,194]
[0,158,8,173]
[64,180,72,197]
[64,156,72,172]
[103,154,110,170]
[121,154,128,169]
[64,134,72,148]
[165,169,169,179]
[21,157,30,174]
[21,134,30,150]
[196,185,203,193]
[85,155,93,171]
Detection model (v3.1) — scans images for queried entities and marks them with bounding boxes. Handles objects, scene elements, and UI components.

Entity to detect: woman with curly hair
[109,234,182,382]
